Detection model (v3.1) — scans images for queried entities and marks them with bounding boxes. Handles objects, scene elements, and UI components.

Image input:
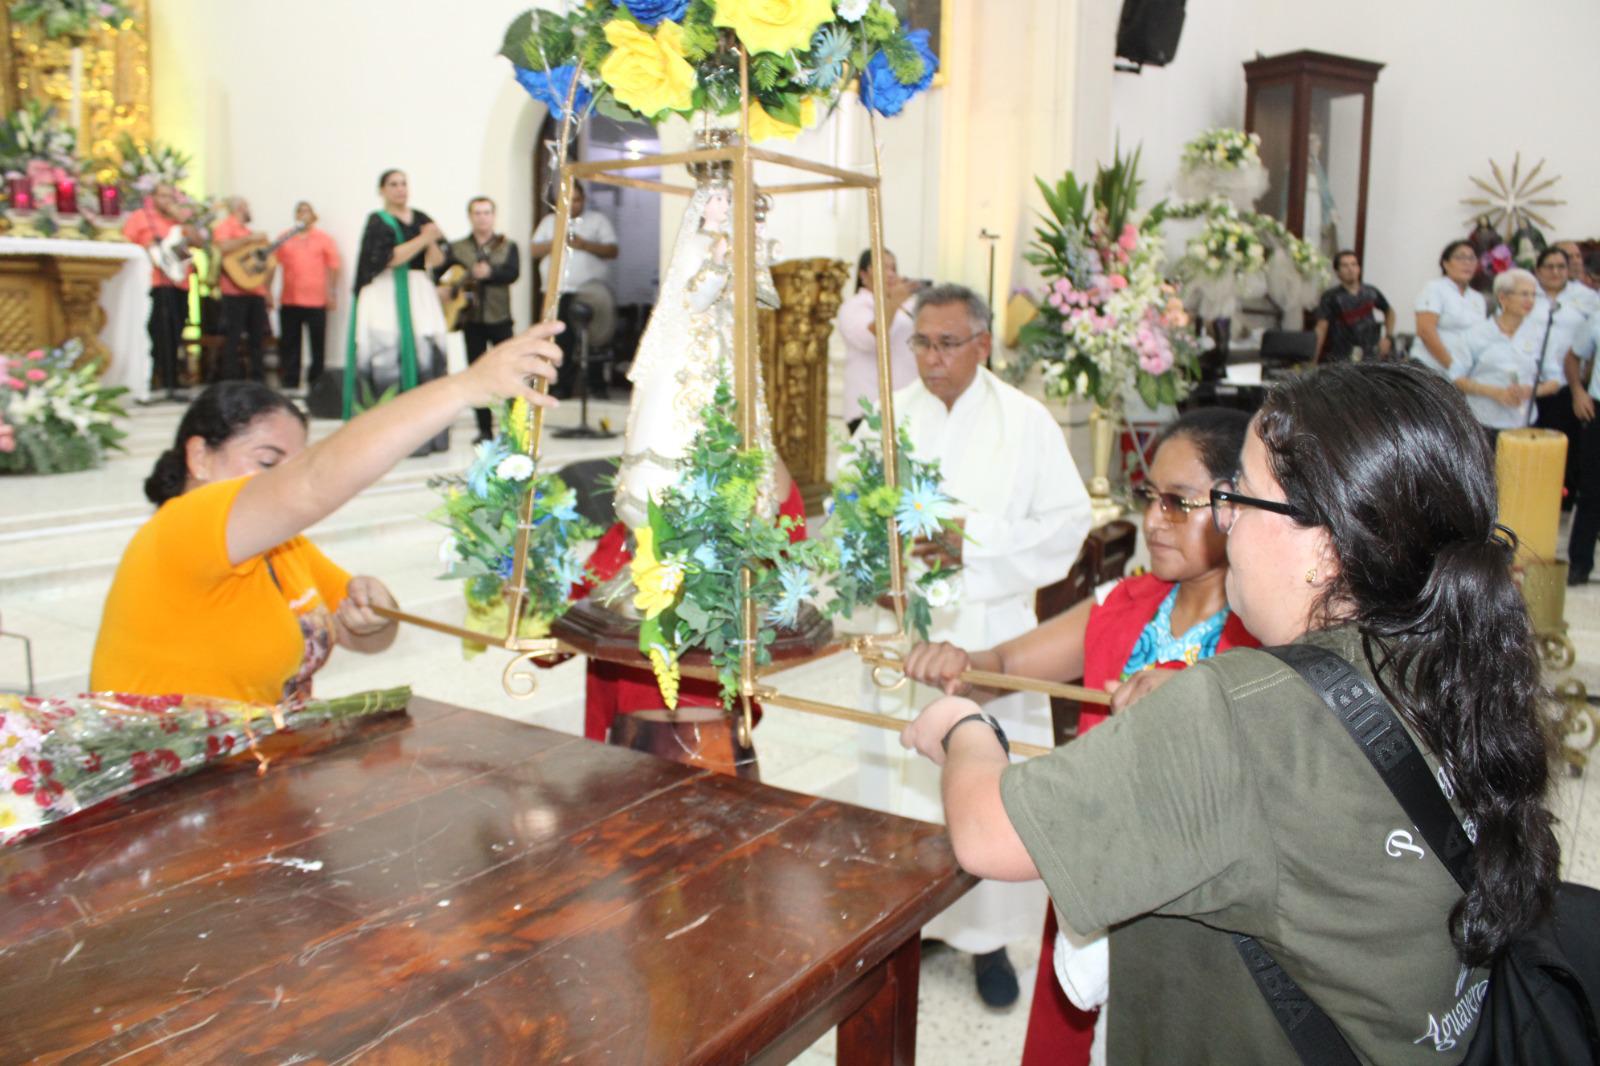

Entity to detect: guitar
[146,207,215,285]
[221,222,307,292]
[438,263,474,331]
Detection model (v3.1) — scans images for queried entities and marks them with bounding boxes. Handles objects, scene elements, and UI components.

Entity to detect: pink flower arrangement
[1481,244,1513,276]
[24,368,46,383]
[0,416,13,453]
[1118,223,1139,252]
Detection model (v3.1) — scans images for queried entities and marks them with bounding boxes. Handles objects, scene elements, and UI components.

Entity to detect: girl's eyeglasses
[1129,483,1210,519]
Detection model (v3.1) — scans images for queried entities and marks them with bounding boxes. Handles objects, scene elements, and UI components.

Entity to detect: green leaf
[1135,371,1160,410]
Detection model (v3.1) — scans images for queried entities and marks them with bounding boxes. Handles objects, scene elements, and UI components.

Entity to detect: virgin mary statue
[612,141,779,532]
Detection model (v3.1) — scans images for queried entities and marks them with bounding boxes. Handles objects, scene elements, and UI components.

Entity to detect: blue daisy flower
[467,438,510,499]
[807,25,852,90]
[895,478,950,540]
[767,565,813,628]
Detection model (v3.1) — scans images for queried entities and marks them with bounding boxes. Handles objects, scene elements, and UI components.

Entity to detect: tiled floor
[4,394,1598,1064]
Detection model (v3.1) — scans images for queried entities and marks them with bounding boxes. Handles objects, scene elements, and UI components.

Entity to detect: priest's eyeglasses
[1209,480,1305,534]
[1129,484,1210,520]
[909,331,984,355]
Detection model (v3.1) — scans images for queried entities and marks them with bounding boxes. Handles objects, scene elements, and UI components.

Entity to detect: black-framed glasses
[1209,480,1305,534]
[909,331,984,355]
[1129,483,1210,520]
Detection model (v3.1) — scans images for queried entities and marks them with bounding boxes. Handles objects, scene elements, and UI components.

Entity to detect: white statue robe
[855,366,1093,954]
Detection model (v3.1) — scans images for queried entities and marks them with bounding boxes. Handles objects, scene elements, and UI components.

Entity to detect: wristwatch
[941,712,1010,756]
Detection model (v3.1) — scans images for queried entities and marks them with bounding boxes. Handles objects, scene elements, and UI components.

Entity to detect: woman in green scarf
[345,168,451,453]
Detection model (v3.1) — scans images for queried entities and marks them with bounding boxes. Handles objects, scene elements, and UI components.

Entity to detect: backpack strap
[1228,643,1479,1066]
[1265,644,1475,891]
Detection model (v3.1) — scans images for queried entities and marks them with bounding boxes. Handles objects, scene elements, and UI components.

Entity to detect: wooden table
[0,698,974,1063]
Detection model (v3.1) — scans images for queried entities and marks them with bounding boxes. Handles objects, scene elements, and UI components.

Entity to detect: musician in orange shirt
[121,182,196,401]
[275,201,341,390]
[212,197,271,383]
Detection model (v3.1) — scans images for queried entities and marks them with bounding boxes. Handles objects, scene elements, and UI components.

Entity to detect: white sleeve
[1414,281,1443,316]
[532,215,553,242]
[1574,314,1597,361]
[592,212,617,244]
[836,293,876,352]
[961,407,1092,602]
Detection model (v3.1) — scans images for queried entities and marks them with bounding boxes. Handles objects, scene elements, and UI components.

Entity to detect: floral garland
[823,401,960,641]
[429,398,600,654]
[1010,146,1201,411]
[1168,197,1330,319]
[501,0,937,138]
[8,0,134,41]
[1179,127,1262,171]
[1175,127,1267,210]
[0,339,126,475]
[630,379,833,708]
[0,686,410,847]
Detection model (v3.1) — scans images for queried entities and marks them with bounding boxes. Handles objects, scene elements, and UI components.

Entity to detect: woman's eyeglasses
[1209,479,1305,534]
[1129,484,1210,519]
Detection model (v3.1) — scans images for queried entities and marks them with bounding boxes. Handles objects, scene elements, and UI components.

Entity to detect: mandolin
[146,208,216,285]
[220,222,306,292]
[437,262,474,332]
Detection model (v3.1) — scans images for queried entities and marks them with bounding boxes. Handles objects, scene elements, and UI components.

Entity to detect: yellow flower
[748,96,818,142]
[713,0,835,56]
[507,398,529,453]
[649,645,680,711]
[631,526,686,618]
[600,18,696,117]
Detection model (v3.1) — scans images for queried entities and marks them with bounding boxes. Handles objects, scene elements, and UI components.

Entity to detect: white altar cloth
[0,236,153,401]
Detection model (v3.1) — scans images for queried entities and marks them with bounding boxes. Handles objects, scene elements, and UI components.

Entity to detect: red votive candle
[9,176,32,212]
[55,177,77,214]
[98,184,119,217]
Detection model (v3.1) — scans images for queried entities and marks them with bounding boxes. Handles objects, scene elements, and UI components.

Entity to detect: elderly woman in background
[835,248,920,433]
[1413,239,1487,374]
[901,363,1558,1063]
[1451,268,1563,443]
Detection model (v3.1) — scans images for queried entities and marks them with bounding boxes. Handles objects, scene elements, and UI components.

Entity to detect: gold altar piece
[0,0,152,168]
[0,250,121,363]
[758,256,851,514]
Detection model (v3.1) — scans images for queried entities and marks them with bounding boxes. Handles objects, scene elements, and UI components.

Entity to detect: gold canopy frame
[370,52,1103,750]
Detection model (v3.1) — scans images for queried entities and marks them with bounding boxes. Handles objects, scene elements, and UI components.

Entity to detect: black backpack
[1235,644,1600,1065]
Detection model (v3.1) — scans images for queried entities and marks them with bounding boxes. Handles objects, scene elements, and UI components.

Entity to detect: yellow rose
[631,526,686,618]
[713,0,835,56]
[748,96,818,142]
[600,19,696,117]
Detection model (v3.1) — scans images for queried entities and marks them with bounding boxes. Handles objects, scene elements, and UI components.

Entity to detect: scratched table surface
[0,698,973,1063]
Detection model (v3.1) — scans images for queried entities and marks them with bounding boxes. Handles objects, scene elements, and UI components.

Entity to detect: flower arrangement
[0,339,127,475]
[500,0,937,138]
[8,0,135,41]
[111,133,191,201]
[428,399,601,653]
[1168,198,1330,319]
[629,380,833,708]
[1011,146,1201,411]
[823,400,961,640]
[1175,127,1267,209]
[0,686,411,847]
[0,100,79,212]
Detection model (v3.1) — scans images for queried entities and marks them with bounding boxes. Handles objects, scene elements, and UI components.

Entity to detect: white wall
[1108,0,1600,333]
[151,0,546,361]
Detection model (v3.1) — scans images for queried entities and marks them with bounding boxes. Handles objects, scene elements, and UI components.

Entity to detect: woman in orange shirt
[90,323,563,705]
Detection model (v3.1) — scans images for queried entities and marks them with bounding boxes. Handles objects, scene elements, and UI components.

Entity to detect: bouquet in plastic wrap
[0,686,411,847]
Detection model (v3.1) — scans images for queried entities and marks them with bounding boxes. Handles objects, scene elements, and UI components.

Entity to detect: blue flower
[494,552,517,580]
[807,25,852,90]
[552,549,587,591]
[895,478,950,540]
[685,471,719,505]
[544,485,580,524]
[513,64,593,122]
[768,565,813,628]
[691,541,721,571]
[611,0,687,25]
[837,537,856,570]
[859,29,938,117]
[467,438,510,499]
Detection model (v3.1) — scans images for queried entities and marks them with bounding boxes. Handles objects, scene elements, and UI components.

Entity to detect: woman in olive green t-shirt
[903,363,1558,1064]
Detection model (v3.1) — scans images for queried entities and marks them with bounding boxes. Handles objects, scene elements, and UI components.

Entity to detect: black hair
[854,247,895,292]
[1535,246,1568,270]
[1439,239,1474,273]
[144,382,307,505]
[1256,362,1557,967]
[1333,249,1359,270]
[1155,406,1250,482]
[377,168,403,190]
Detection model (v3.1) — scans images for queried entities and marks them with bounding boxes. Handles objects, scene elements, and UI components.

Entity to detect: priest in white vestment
[851,283,1092,1005]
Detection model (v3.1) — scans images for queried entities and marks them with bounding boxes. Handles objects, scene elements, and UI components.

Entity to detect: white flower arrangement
[1175,128,1268,210]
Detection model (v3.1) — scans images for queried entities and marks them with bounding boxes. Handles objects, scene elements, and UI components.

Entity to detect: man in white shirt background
[853,283,1093,1007]
[531,181,618,398]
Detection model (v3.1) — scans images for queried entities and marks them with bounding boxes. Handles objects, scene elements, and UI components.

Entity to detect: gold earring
[1305,567,1317,585]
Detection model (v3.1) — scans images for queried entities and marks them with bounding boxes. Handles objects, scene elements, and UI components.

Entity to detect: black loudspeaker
[1116,0,1186,67]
